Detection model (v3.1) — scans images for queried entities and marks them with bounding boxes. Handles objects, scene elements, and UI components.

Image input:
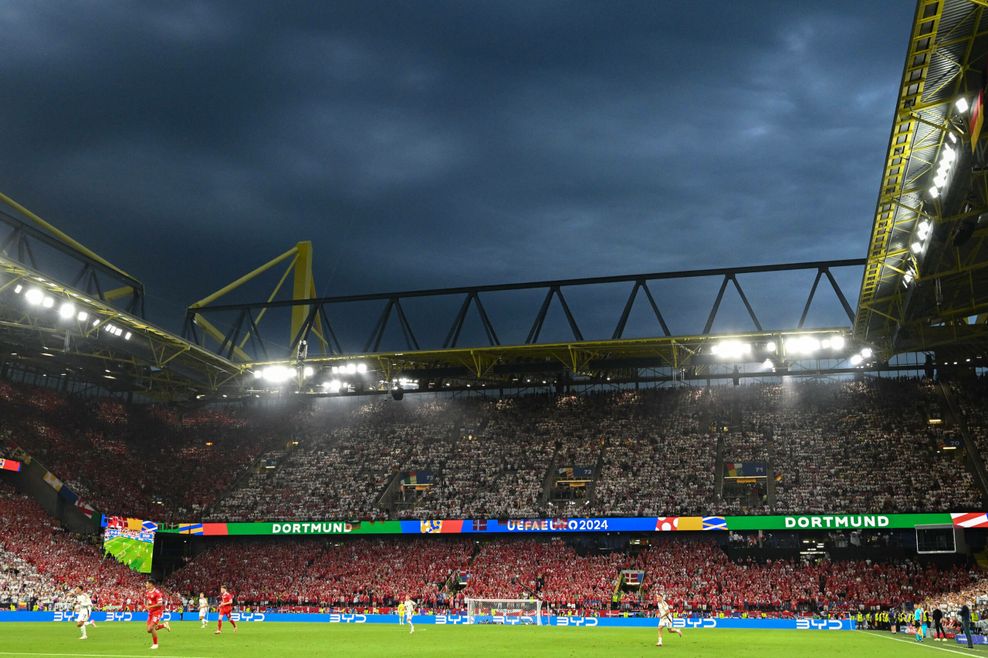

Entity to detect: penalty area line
[863,631,988,657]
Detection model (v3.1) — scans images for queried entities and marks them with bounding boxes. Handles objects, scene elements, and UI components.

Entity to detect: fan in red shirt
[215,585,237,634]
[144,581,170,650]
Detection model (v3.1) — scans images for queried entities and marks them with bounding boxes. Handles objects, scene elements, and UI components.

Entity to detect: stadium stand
[161,535,983,617]
[166,537,473,609]
[0,380,289,520]
[210,378,983,520]
[0,481,176,610]
[1,377,985,522]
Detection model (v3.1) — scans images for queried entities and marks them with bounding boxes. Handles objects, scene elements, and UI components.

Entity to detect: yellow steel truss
[187,241,328,361]
[855,0,988,354]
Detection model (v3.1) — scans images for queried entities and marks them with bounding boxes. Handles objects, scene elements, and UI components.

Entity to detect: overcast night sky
[0,2,915,349]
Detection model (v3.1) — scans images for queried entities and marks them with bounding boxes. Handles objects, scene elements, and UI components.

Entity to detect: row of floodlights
[928,133,958,199]
[331,362,367,375]
[927,96,969,199]
[710,335,846,359]
[13,285,131,340]
[254,362,368,384]
[254,365,311,383]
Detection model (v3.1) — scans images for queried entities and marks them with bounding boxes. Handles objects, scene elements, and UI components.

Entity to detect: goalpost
[465,598,543,625]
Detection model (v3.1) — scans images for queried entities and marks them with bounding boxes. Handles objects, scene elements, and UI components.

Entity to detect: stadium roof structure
[855,0,988,359]
[0,194,241,398]
[7,0,988,400]
[187,252,868,392]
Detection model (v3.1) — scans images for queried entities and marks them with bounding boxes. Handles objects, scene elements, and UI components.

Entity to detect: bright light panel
[711,340,751,359]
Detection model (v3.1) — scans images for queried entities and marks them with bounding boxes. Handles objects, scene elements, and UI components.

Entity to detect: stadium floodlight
[911,242,923,254]
[917,220,932,240]
[124,332,132,340]
[302,366,314,378]
[785,336,821,356]
[929,186,940,198]
[322,379,342,393]
[711,340,751,359]
[24,287,44,305]
[41,296,55,308]
[76,310,89,322]
[13,284,22,294]
[860,347,874,359]
[331,366,339,374]
[58,302,76,320]
[850,354,863,366]
[828,335,846,350]
[345,363,357,375]
[260,365,294,383]
[765,341,777,353]
[955,96,970,113]
[356,363,368,374]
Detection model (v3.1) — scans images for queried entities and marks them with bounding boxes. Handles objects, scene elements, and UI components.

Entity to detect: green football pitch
[3,623,988,657]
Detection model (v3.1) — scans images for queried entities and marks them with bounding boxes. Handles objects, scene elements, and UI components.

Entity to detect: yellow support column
[291,241,314,350]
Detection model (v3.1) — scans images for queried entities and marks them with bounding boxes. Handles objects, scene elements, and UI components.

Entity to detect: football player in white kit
[655,593,682,647]
[198,592,209,628]
[404,596,416,634]
[72,586,95,639]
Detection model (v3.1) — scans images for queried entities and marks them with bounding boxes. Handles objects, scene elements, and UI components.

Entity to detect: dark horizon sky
[0,2,915,348]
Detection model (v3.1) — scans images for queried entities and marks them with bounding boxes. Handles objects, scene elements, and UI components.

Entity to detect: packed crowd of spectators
[951,375,988,478]
[592,389,716,515]
[0,481,176,610]
[0,380,292,520]
[159,534,984,617]
[629,537,979,616]
[1,376,986,522]
[461,539,625,611]
[924,577,988,622]
[0,547,62,610]
[166,537,473,609]
[767,379,982,514]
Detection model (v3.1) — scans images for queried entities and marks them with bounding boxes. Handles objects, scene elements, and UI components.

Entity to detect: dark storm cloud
[0,1,913,342]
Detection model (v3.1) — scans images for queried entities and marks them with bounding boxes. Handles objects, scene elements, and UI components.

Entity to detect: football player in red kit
[215,585,237,634]
[144,581,170,650]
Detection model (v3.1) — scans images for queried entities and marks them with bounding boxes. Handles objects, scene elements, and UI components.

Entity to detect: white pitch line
[864,631,988,657]
[0,652,212,658]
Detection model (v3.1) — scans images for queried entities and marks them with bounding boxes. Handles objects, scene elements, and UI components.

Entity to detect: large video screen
[102,516,156,573]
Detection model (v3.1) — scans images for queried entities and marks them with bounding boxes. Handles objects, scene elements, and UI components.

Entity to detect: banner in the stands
[156,512,988,536]
[0,458,21,472]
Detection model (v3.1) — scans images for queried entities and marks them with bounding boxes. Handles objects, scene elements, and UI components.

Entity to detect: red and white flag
[74,499,96,518]
[951,512,988,529]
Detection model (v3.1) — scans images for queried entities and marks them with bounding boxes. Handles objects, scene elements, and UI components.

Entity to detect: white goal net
[465,598,543,625]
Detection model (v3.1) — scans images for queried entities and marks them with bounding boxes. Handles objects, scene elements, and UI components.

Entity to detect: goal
[465,598,543,625]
